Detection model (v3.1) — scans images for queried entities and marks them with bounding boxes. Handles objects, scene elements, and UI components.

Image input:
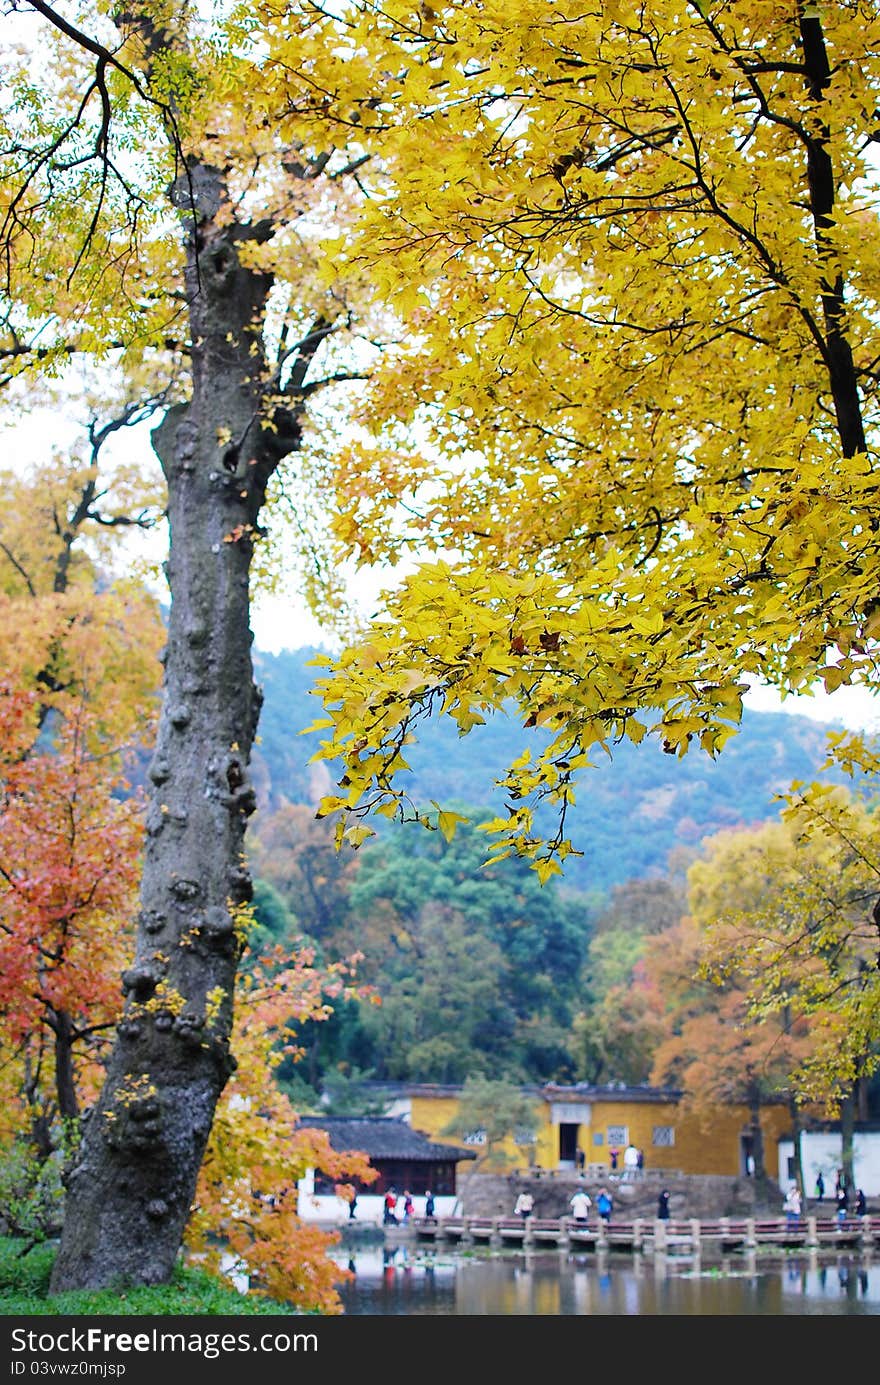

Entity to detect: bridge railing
[410,1213,880,1251]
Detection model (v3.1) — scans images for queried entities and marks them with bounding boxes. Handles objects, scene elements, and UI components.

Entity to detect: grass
[0,1238,294,1316]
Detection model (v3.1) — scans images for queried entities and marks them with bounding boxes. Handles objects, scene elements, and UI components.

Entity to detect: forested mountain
[245,647,878,1096]
[252,646,864,896]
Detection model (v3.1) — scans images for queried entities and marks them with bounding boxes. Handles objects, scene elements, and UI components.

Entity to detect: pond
[331,1242,880,1315]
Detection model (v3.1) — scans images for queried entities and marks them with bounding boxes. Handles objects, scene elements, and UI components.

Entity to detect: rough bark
[50,163,294,1290]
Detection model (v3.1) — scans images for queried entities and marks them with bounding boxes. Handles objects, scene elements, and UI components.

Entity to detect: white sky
[739,677,879,734]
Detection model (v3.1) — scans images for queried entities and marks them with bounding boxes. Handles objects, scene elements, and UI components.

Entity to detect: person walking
[514,1190,534,1219]
[656,1189,670,1221]
[596,1187,613,1223]
[783,1183,802,1228]
[814,1171,825,1202]
[569,1188,591,1223]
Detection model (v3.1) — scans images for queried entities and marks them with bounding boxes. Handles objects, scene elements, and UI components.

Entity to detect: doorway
[740,1133,755,1177]
[559,1123,579,1168]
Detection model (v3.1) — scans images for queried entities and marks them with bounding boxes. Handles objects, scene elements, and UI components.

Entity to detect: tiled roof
[296,1115,477,1162]
[346,1079,684,1102]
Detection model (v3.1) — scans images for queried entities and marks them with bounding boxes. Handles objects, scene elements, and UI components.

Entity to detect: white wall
[777,1132,880,1197]
[295,1184,459,1225]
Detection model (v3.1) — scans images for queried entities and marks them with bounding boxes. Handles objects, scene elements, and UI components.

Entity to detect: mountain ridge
[251,645,869,895]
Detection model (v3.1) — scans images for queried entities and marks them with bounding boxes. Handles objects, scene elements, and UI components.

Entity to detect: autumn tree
[572,876,687,1084]
[689,790,880,1186]
[303,2,880,877]
[7,0,880,1294]
[0,689,143,1140]
[184,942,373,1313]
[1,0,395,1289]
[440,1073,541,1176]
[645,915,813,1180]
[0,439,165,1155]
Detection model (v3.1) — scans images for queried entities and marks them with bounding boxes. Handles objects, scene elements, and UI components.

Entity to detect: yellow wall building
[384,1082,790,1178]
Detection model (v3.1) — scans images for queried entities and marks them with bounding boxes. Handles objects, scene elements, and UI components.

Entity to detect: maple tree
[439,1073,540,1176]
[184,943,373,1313]
[300,1,880,878]
[645,914,814,1180]
[688,791,880,1184]
[0,687,143,1141]
[0,445,165,1156]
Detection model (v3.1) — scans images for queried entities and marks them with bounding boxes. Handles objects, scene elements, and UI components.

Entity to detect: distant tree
[646,916,814,1180]
[353,900,514,1083]
[185,943,373,1313]
[330,817,589,1081]
[440,1075,541,1175]
[591,876,689,938]
[573,958,661,1088]
[572,875,687,1084]
[249,802,359,945]
[689,791,880,1189]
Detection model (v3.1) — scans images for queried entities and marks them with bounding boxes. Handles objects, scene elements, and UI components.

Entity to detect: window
[607,1125,628,1146]
[514,1127,537,1145]
[462,1129,487,1146]
[652,1126,675,1147]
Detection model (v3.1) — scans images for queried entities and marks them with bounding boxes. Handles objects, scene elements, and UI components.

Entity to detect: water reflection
[333,1244,880,1315]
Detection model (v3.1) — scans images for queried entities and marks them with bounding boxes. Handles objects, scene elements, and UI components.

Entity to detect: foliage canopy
[300,0,880,873]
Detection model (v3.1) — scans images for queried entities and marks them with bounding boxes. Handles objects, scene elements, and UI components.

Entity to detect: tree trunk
[856,1073,869,1123]
[748,1081,766,1181]
[799,7,867,458]
[50,163,290,1290]
[788,1092,805,1198]
[840,1086,856,1195]
[52,1010,79,1126]
[22,1048,55,1165]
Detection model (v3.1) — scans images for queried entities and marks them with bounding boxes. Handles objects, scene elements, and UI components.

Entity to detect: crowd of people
[363,1164,871,1231]
[366,1188,426,1225]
